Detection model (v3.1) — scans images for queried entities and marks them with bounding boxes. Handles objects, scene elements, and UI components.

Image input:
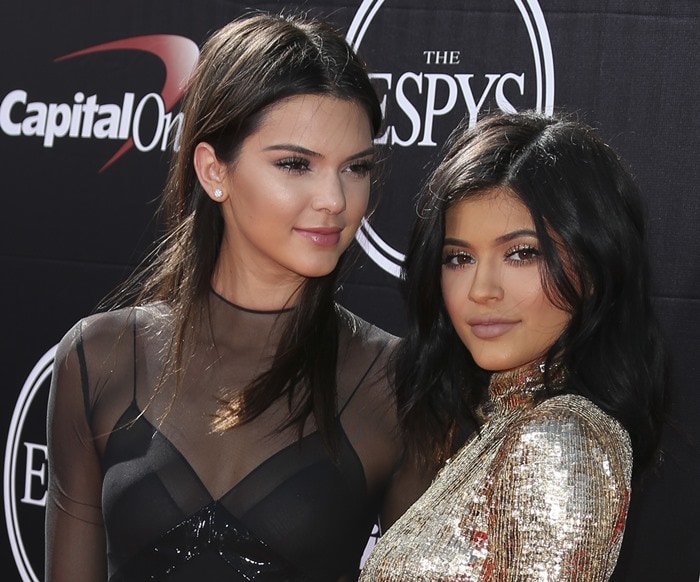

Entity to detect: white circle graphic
[347,0,555,277]
[4,345,56,582]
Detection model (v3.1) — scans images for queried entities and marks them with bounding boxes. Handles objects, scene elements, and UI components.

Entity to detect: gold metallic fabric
[361,361,632,581]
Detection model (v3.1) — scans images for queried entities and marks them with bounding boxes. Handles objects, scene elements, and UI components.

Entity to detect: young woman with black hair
[361,111,667,580]
[46,13,414,581]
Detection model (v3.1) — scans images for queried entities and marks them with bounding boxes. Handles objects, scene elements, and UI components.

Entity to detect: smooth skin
[441,187,571,372]
[195,94,376,310]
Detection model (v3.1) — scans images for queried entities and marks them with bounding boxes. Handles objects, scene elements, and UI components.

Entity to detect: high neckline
[210,288,295,315]
[483,359,566,417]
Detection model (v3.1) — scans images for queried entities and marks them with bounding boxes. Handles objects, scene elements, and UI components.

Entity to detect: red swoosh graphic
[56,35,199,171]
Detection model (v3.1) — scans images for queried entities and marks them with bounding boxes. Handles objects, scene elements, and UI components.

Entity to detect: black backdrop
[2,1,699,580]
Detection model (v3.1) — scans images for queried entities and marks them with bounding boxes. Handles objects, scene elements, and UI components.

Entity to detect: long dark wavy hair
[111,12,383,448]
[395,110,667,475]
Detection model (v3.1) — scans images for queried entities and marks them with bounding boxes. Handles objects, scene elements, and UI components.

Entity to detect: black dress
[46,292,401,581]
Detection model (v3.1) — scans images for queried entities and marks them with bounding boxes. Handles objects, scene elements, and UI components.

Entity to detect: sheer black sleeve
[46,319,107,581]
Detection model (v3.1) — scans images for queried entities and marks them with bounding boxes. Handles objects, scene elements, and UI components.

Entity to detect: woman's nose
[467,262,504,303]
[312,172,346,214]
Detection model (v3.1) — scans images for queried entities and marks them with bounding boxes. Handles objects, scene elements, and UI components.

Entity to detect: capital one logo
[347,0,555,276]
[0,35,198,171]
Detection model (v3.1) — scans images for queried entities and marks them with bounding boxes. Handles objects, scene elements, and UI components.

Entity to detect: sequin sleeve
[485,395,632,581]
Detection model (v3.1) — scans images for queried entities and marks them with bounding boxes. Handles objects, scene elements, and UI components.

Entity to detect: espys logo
[4,346,56,581]
[347,0,555,277]
[0,35,198,171]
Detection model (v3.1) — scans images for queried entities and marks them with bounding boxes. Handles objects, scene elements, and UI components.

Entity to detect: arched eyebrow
[444,229,538,247]
[263,144,376,161]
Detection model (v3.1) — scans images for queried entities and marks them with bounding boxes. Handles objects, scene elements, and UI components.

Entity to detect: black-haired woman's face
[441,187,570,372]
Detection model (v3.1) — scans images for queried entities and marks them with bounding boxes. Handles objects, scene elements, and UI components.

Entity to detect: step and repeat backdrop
[2,0,699,580]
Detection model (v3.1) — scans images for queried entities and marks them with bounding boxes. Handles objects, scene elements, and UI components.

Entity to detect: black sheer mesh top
[46,292,401,581]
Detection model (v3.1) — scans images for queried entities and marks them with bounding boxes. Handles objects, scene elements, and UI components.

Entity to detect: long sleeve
[486,398,632,581]
[45,322,107,582]
[47,302,404,581]
[359,393,632,582]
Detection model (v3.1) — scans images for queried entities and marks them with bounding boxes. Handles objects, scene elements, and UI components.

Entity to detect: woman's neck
[211,256,304,311]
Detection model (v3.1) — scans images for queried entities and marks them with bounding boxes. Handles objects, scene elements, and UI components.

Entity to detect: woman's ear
[193,142,228,202]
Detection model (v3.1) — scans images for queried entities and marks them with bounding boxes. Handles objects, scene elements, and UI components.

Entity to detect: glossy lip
[294,226,343,247]
[467,316,519,339]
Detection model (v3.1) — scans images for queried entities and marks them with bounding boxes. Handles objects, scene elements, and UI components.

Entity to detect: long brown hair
[111,12,383,448]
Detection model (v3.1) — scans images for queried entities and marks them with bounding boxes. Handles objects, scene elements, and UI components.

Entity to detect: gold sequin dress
[360,361,632,581]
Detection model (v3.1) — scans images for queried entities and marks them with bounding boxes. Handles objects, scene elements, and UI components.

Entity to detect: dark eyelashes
[506,243,539,254]
[275,156,309,173]
[274,156,375,176]
[505,244,541,263]
[442,250,466,262]
[442,250,473,268]
[441,244,541,268]
[348,159,375,176]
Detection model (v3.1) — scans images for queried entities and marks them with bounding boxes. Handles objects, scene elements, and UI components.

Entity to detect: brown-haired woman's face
[216,94,375,284]
[441,187,570,372]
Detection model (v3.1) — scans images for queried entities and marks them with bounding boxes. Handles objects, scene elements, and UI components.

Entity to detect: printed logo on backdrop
[4,346,56,581]
[0,35,198,171]
[347,0,555,277]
